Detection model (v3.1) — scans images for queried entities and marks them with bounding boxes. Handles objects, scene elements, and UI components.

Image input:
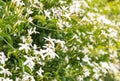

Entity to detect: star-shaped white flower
[37,67,44,77]
[19,43,31,53]
[23,55,35,70]
[0,66,12,76]
[0,52,8,64]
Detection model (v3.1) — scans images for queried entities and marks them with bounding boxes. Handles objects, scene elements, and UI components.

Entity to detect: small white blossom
[109,62,119,74]
[57,19,64,29]
[63,22,71,28]
[22,72,35,81]
[19,43,31,53]
[65,56,69,63]
[44,10,51,19]
[77,57,80,60]
[100,62,110,69]
[101,68,107,74]
[34,49,45,60]
[62,12,71,20]
[99,49,106,55]
[44,36,55,48]
[108,28,117,37]
[0,66,12,76]
[28,27,39,35]
[37,67,44,77]
[77,75,83,81]
[82,55,91,64]
[84,68,90,77]
[27,8,33,15]
[44,48,59,59]
[0,78,13,81]
[82,48,89,54]
[55,40,65,48]
[20,36,26,43]
[0,6,3,9]
[28,17,33,23]
[0,52,8,64]
[32,44,37,50]
[51,8,62,18]
[97,15,111,24]
[12,0,24,7]
[24,55,35,70]
[93,73,101,80]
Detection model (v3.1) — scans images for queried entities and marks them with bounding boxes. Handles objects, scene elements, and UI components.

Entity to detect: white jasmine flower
[82,48,89,54]
[64,22,71,28]
[82,55,91,64]
[27,8,33,15]
[70,5,75,14]
[37,67,44,76]
[0,6,3,9]
[100,62,109,69]
[32,44,37,50]
[62,46,68,52]
[44,36,55,47]
[62,12,71,20]
[28,17,33,23]
[80,0,89,8]
[101,68,107,74]
[12,0,24,6]
[81,16,92,24]
[77,57,80,60]
[34,0,39,3]
[93,67,100,73]
[0,52,8,64]
[44,48,59,59]
[28,27,39,35]
[99,78,103,81]
[19,43,31,53]
[70,0,81,14]
[97,15,111,24]
[66,65,71,69]
[0,66,12,76]
[20,36,26,43]
[55,40,65,48]
[88,44,93,49]
[99,50,106,55]
[44,10,51,19]
[65,56,69,63]
[110,51,118,58]
[87,12,96,20]
[84,68,90,77]
[34,49,45,60]
[77,75,83,81]
[59,0,66,4]
[15,77,21,81]
[0,78,13,81]
[101,30,108,37]
[24,55,35,70]
[93,73,100,80]
[108,28,117,37]
[57,19,64,29]
[109,63,119,74]
[51,8,62,18]
[22,72,35,81]
[38,62,44,66]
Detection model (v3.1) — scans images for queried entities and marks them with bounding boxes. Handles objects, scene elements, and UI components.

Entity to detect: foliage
[0,0,120,81]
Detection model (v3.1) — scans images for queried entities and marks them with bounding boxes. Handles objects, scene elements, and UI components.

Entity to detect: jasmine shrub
[0,0,120,81]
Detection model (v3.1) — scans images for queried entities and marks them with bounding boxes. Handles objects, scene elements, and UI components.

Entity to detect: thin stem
[0,36,15,50]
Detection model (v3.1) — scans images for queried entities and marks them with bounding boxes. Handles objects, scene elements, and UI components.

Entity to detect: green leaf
[34,15,46,23]
[24,65,33,75]
[0,32,13,45]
